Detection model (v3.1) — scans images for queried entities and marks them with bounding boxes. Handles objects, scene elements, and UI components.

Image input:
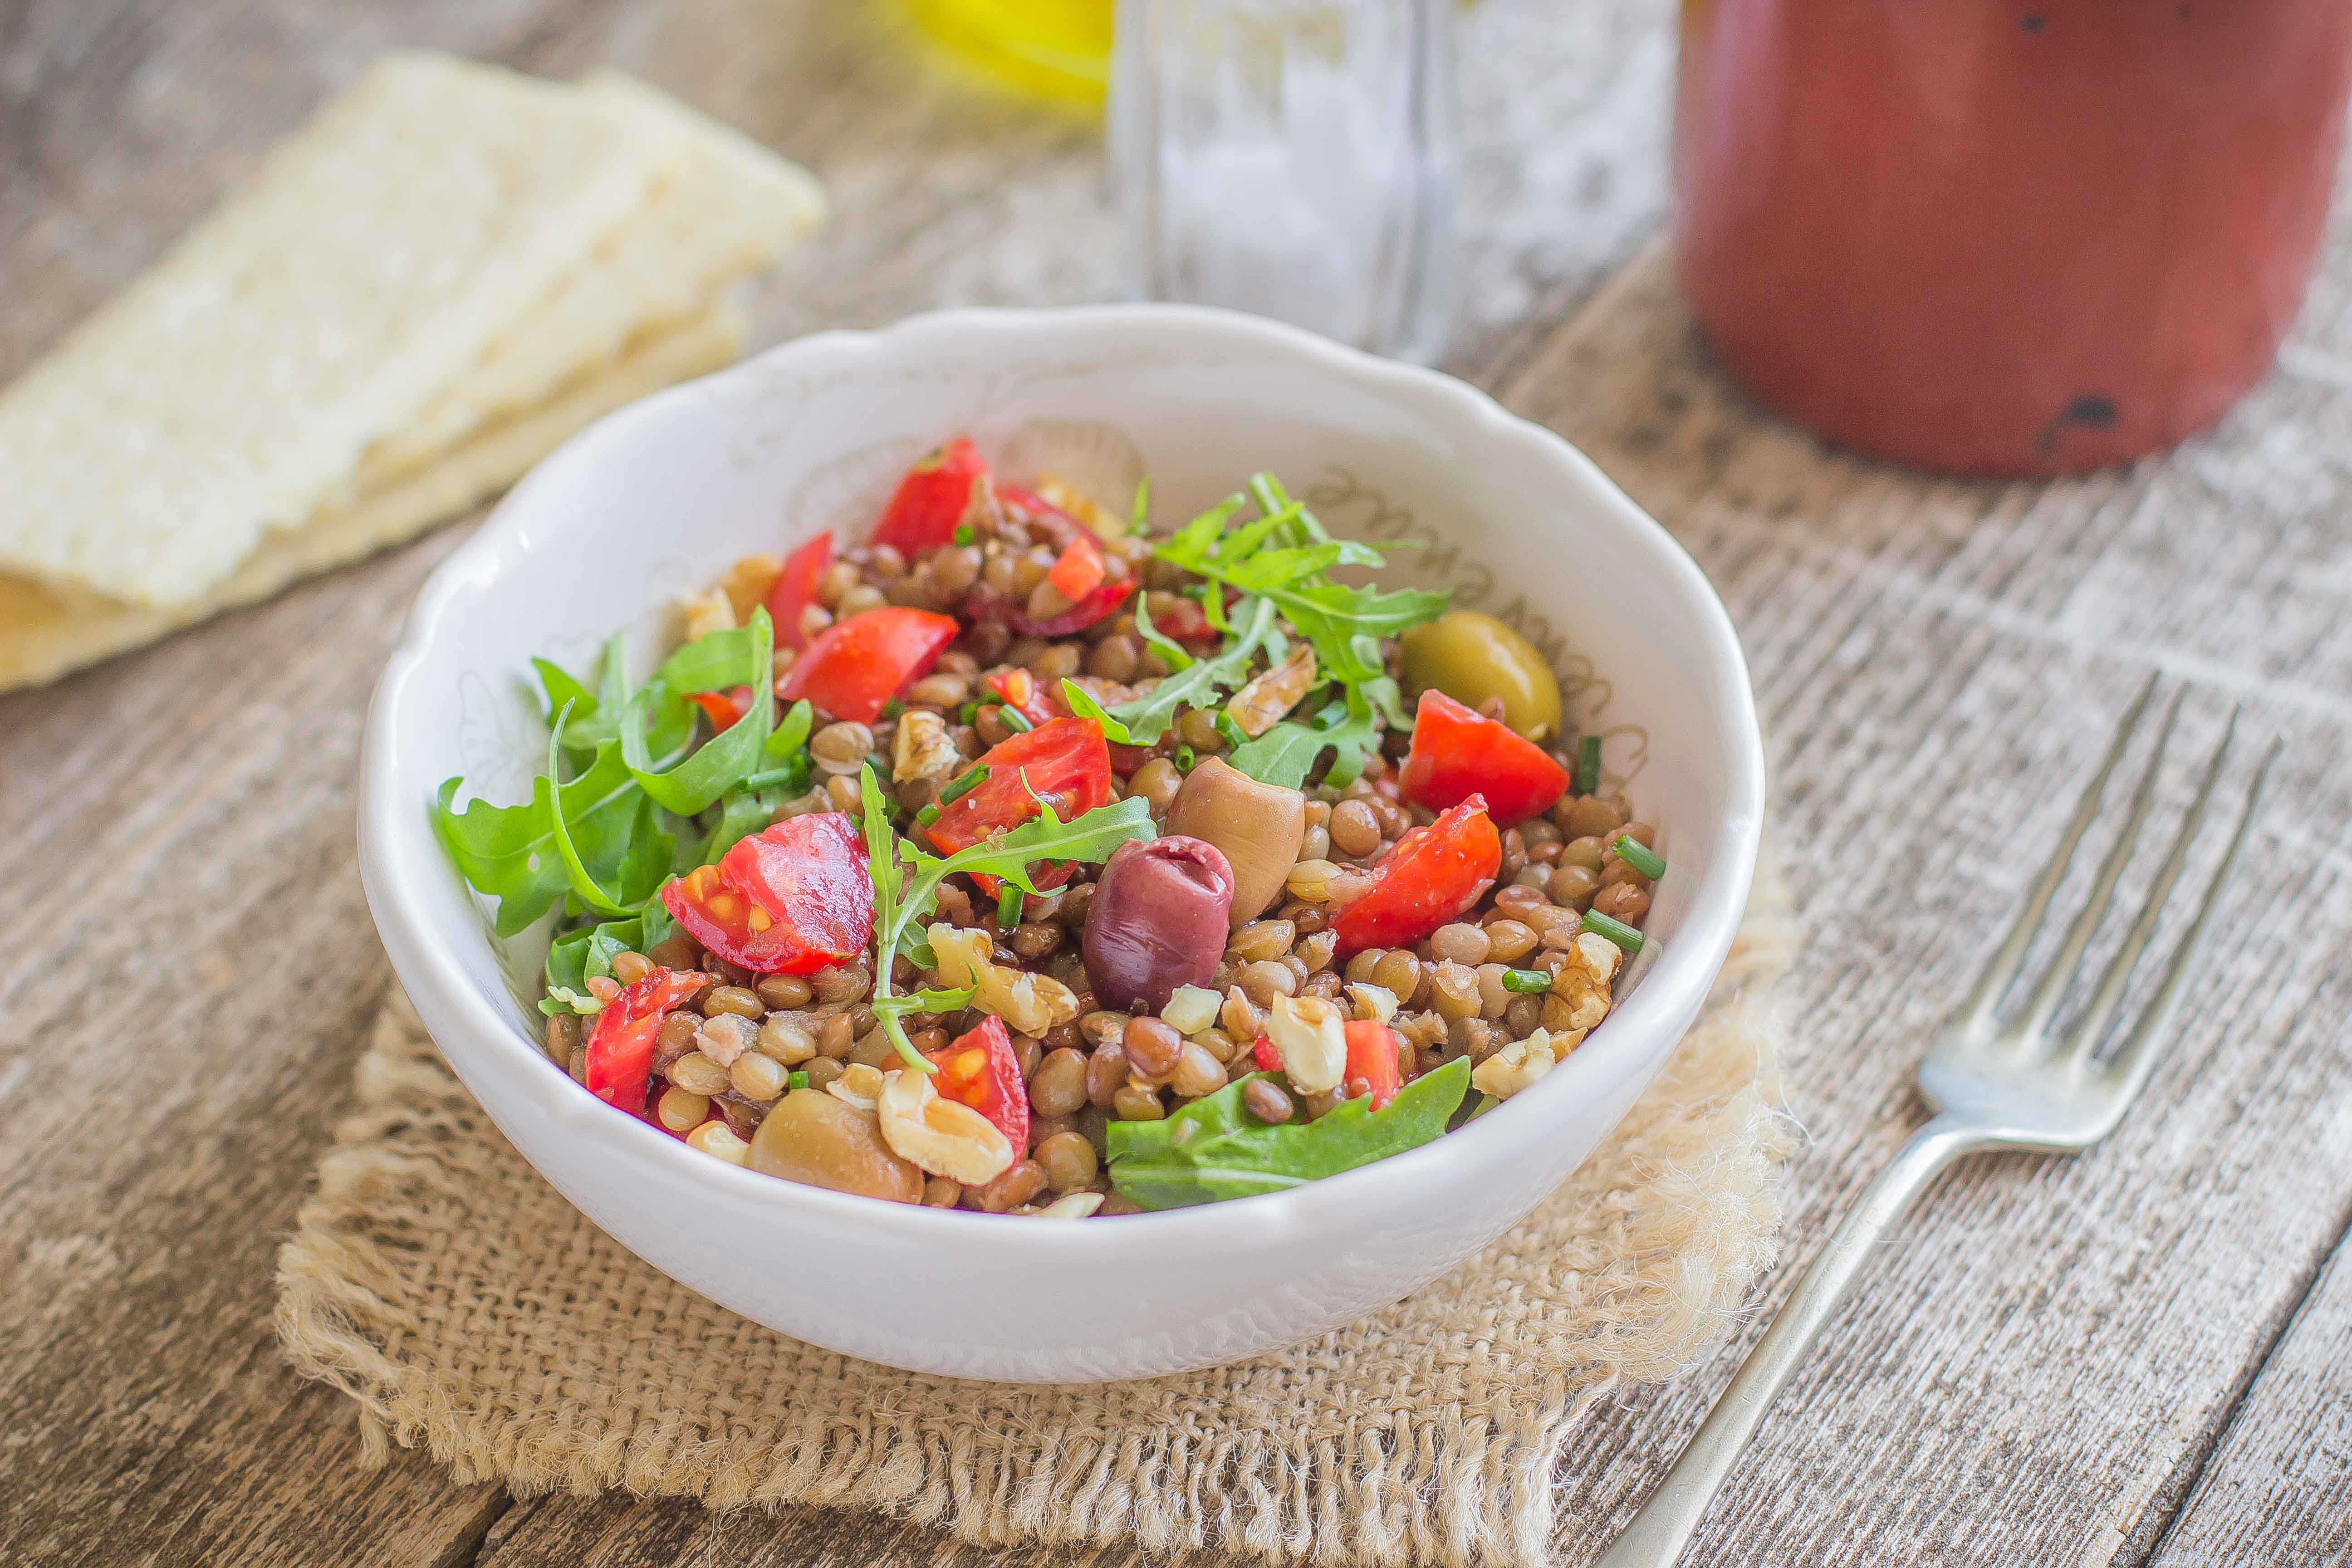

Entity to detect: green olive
[749,1089,923,1203]
[1399,611,1563,740]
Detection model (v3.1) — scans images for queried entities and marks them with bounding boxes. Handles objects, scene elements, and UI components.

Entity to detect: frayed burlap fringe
[275,843,1799,1568]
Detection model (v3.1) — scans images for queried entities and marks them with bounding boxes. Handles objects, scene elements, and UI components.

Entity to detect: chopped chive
[952,521,976,547]
[915,803,941,828]
[1575,734,1602,796]
[1214,710,1248,751]
[882,698,906,720]
[1500,968,1553,995]
[998,703,1034,734]
[1129,476,1151,534]
[786,1070,809,1091]
[1582,909,1645,955]
[998,884,1024,926]
[958,701,979,725]
[1611,833,1666,881]
[939,763,989,805]
[1175,744,1196,770]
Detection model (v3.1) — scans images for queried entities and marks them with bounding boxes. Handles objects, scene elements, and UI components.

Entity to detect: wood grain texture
[1495,238,2352,1566]
[2148,1241,2352,1568]
[5,0,2349,1564]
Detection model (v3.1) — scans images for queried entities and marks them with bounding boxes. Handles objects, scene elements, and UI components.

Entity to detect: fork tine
[2015,685,2185,1050]
[1959,674,2158,1040]
[2056,706,2236,1065]
[2090,730,2279,1093]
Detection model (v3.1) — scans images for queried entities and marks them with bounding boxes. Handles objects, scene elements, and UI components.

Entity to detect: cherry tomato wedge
[661,813,874,974]
[1046,536,1106,602]
[1252,1034,1281,1073]
[985,668,1062,728]
[925,716,1112,858]
[763,529,832,651]
[1332,796,1502,956]
[1397,689,1572,826]
[872,437,992,556]
[959,575,1138,639]
[1343,1020,1404,1111]
[925,1014,1030,1151]
[583,968,711,1112]
[1145,592,1224,649]
[775,606,959,724]
[686,685,755,731]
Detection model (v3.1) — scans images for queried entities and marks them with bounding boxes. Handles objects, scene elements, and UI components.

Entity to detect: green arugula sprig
[436,610,819,1003]
[1105,1058,1472,1209]
[1144,475,1446,788]
[1058,595,1281,746]
[857,764,1157,1069]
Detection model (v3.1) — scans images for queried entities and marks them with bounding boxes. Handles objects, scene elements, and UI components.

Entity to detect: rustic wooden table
[5,2,2350,1565]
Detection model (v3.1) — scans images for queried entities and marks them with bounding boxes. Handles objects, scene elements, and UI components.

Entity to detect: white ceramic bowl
[359,304,1763,1383]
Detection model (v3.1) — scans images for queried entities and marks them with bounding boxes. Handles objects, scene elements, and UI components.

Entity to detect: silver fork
[1595,679,2281,1568]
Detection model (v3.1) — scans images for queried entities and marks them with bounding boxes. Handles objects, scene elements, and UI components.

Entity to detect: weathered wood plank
[1488,236,2352,1566]
[2146,1229,2352,1568]
[0,1,1685,1564]
[14,0,2352,1566]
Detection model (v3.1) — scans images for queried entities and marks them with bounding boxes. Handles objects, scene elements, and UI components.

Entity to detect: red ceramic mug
[1674,2,2352,475]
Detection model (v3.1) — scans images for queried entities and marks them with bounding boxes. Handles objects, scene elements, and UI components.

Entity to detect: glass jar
[1112,0,1457,363]
[1675,2,2352,475]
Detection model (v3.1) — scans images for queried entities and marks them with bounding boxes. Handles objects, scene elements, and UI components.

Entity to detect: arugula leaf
[619,609,775,814]
[1105,1058,1472,1210]
[766,697,814,759]
[541,903,679,1014]
[1099,595,1280,745]
[857,764,1157,1068]
[532,655,599,750]
[1155,481,1448,697]
[1130,592,1194,672]
[1226,700,1385,790]
[543,704,637,919]
[696,787,782,867]
[870,985,976,1023]
[435,721,652,938]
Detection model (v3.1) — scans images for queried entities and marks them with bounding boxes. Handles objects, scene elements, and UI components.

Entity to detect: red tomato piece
[1143,592,1225,650]
[1046,536,1107,602]
[1343,1020,1404,1111]
[1332,796,1503,957]
[1252,1034,1281,1073]
[583,968,711,1112]
[925,1014,1030,1151]
[1397,689,1573,826]
[764,529,833,651]
[775,606,959,723]
[924,716,1112,857]
[686,684,755,731]
[985,668,1062,728]
[872,438,991,556]
[660,813,875,974]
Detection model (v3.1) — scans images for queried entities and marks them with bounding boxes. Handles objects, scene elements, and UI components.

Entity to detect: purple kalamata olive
[1082,835,1235,1013]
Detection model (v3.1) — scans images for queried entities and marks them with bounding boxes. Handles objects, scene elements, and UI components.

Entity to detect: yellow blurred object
[907,0,1112,104]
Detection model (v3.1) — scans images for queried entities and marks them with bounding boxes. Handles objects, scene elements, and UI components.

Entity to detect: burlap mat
[275,841,1797,1567]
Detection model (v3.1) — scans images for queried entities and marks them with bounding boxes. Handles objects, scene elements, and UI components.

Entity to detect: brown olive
[1082,835,1235,1013]
[748,1089,922,1203]
[1163,758,1308,926]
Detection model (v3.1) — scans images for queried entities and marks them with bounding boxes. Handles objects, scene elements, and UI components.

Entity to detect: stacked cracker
[0,52,824,691]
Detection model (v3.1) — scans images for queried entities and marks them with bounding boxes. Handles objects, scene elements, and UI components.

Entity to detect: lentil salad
[434,438,1662,1215]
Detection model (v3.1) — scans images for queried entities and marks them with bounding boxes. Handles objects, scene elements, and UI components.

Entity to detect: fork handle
[1594,1114,1988,1568]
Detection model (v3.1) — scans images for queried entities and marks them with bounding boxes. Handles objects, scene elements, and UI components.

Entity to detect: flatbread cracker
[0,304,745,692]
[0,53,696,608]
[361,70,823,482]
